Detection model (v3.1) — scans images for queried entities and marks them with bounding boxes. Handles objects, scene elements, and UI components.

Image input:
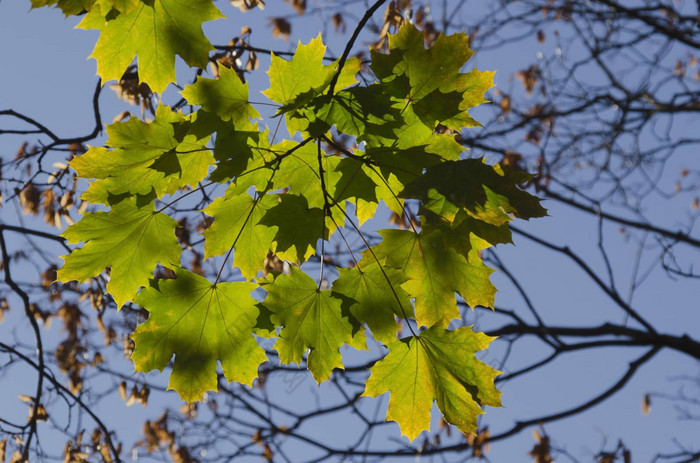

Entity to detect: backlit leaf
[57,201,181,308]
[370,23,493,130]
[263,35,359,108]
[131,268,267,402]
[400,158,548,224]
[271,140,340,210]
[332,262,408,344]
[181,66,261,128]
[202,188,278,280]
[31,0,139,16]
[71,105,214,204]
[259,194,327,264]
[52,19,546,437]
[261,266,353,382]
[78,0,223,94]
[363,326,501,440]
[370,228,495,327]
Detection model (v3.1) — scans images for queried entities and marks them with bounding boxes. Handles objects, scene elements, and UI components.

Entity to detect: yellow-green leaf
[400,158,548,224]
[370,23,493,130]
[202,189,278,280]
[260,266,353,382]
[31,0,139,16]
[57,201,181,308]
[78,0,223,94]
[363,326,501,440]
[131,268,267,402]
[331,262,408,344]
[259,194,327,264]
[181,66,260,128]
[370,229,495,326]
[72,105,214,204]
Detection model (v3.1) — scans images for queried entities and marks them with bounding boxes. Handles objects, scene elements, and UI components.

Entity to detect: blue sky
[1,1,699,461]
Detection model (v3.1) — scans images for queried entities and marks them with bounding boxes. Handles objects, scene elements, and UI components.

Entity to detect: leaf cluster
[44,2,546,439]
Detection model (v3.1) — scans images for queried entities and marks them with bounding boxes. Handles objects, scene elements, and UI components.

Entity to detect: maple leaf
[46,16,547,438]
[331,262,408,344]
[259,194,327,264]
[331,156,380,224]
[205,122,274,185]
[263,35,359,107]
[271,140,340,210]
[77,0,223,94]
[31,0,139,16]
[262,34,360,136]
[71,105,214,204]
[260,266,353,382]
[131,268,267,402]
[353,106,464,218]
[103,0,140,12]
[262,34,329,107]
[363,326,501,440]
[422,68,494,129]
[303,85,401,139]
[370,23,493,130]
[400,158,548,225]
[202,188,278,280]
[422,208,514,259]
[370,228,495,327]
[364,105,463,161]
[30,0,92,15]
[181,66,261,128]
[57,201,181,308]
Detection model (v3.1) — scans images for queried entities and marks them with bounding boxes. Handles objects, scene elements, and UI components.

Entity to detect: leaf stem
[317,138,330,289]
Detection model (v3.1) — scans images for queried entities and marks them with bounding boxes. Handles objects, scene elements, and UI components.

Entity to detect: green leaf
[271,140,340,210]
[31,0,139,16]
[261,266,353,382]
[57,201,181,308]
[31,0,93,15]
[181,66,260,127]
[293,85,401,139]
[131,268,267,402]
[46,17,546,437]
[400,158,548,224]
[370,228,495,327]
[332,157,377,204]
[207,122,273,186]
[263,35,359,107]
[72,105,214,204]
[415,68,494,129]
[331,156,380,224]
[262,34,360,136]
[353,106,464,218]
[363,326,501,440]
[365,105,463,160]
[103,0,140,12]
[202,188,278,280]
[370,23,493,130]
[422,208,514,254]
[259,194,327,264]
[262,34,329,106]
[78,0,223,94]
[331,262,408,344]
